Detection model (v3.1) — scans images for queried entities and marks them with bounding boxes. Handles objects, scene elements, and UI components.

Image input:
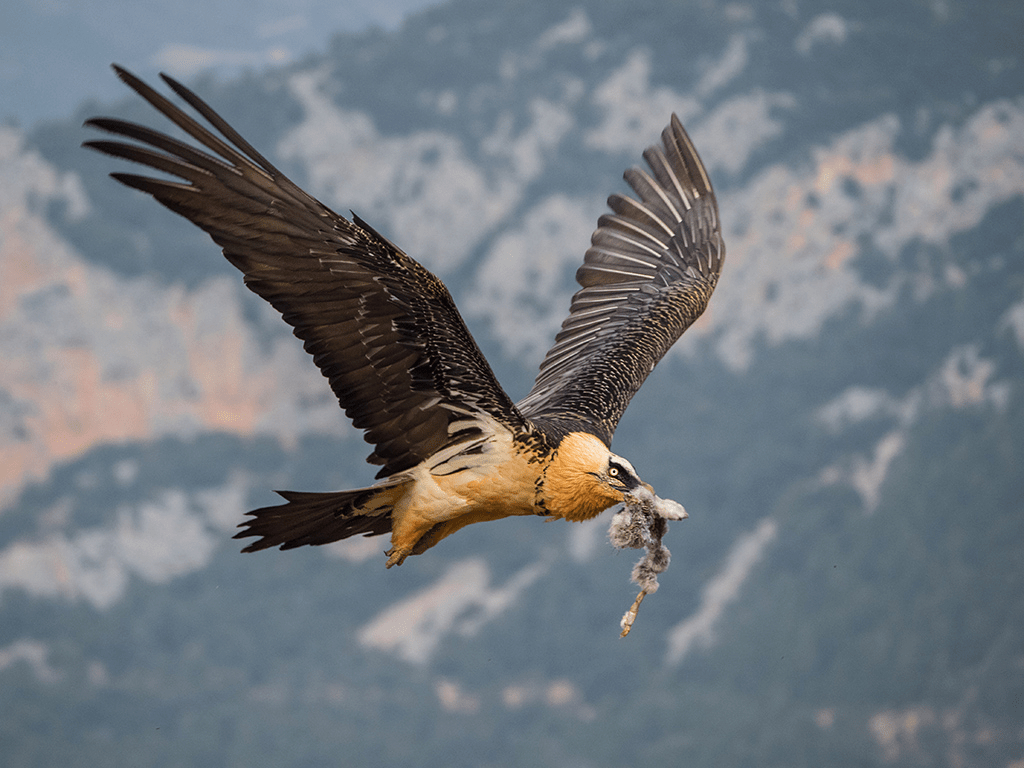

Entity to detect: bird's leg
[386,502,447,568]
[384,516,435,567]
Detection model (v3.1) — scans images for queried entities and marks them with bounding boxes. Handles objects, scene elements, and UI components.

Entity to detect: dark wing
[84,65,527,478]
[516,114,724,445]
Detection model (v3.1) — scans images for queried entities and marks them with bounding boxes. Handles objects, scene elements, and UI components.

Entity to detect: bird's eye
[609,466,620,477]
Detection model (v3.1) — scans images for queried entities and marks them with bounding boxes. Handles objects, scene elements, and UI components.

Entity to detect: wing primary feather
[108,172,194,195]
[573,285,634,303]
[665,114,714,200]
[597,213,670,248]
[158,71,286,177]
[82,138,218,182]
[110,66,263,176]
[624,167,682,223]
[579,261,657,282]
[591,229,668,263]
[643,146,692,211]
[84,120,237,177]
[607,194,675,237]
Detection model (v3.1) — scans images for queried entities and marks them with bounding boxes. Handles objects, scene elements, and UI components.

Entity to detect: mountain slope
[1,0,1022,765]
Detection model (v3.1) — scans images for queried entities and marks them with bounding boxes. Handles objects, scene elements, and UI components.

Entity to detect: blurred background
[1,0,1022,765]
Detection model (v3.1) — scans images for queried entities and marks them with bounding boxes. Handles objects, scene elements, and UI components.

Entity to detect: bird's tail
[234,481,407,553]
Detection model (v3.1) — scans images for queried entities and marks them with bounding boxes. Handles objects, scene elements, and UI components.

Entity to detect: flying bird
[84,66,724,568]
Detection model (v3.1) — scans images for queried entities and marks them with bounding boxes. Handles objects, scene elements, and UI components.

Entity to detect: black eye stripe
[609,460,640,489]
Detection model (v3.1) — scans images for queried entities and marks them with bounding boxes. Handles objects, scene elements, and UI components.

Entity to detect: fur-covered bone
[609,486,686,636]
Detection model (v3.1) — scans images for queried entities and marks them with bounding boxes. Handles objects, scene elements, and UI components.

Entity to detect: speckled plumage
[84,66,725,566]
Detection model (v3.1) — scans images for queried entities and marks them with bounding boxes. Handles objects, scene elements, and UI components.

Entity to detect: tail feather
[234,484,404,553]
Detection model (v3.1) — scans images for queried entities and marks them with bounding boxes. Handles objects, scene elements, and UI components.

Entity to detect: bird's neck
[536,432,622,522]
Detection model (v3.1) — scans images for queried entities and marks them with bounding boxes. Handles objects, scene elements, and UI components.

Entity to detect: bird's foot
[384,546,409,568]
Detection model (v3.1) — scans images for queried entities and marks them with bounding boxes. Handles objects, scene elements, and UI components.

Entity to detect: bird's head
[543,432,649,521]
[595,453,644,494]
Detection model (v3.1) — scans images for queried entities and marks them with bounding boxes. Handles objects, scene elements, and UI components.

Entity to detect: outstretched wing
[516,114,724,445]
[84,65,527,478]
